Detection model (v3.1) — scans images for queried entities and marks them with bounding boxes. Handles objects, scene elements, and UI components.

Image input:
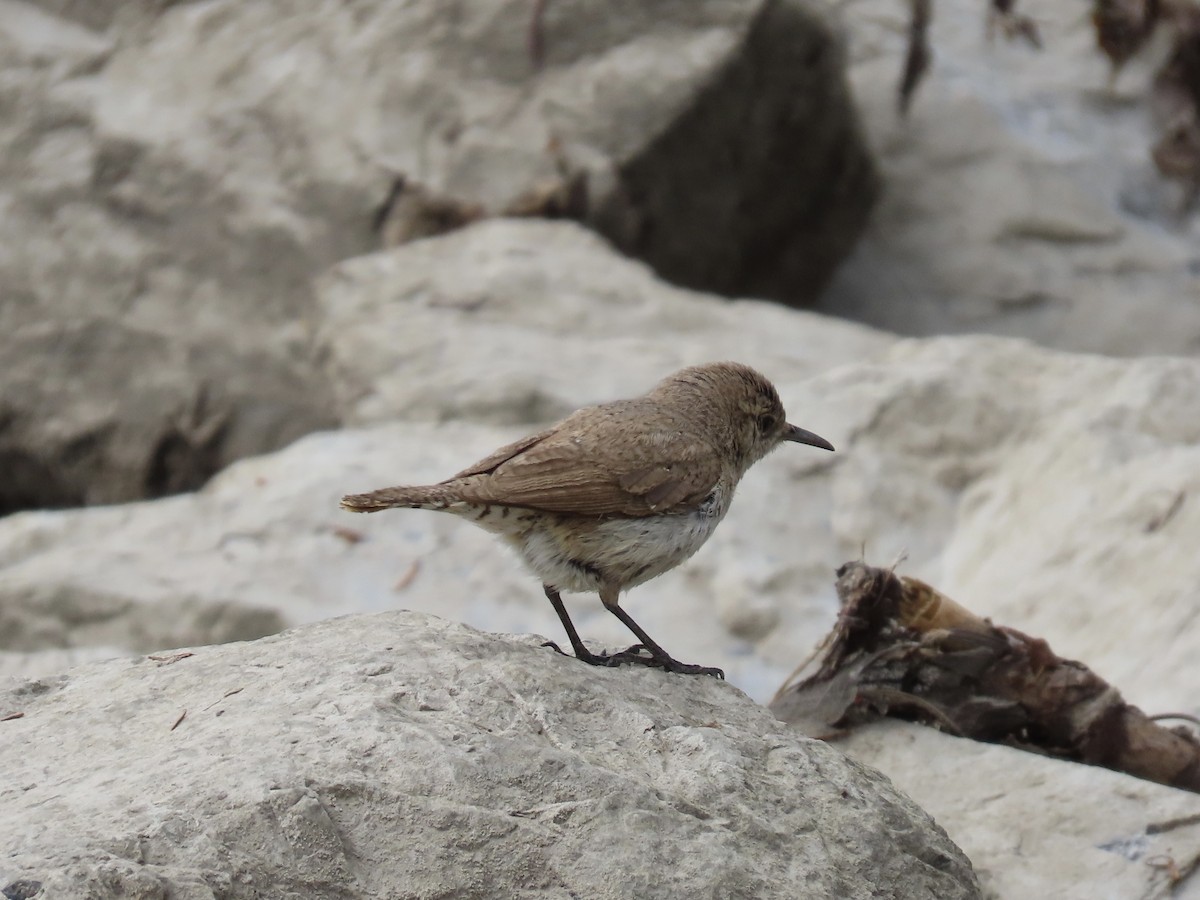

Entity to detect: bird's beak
[784,424,834,451]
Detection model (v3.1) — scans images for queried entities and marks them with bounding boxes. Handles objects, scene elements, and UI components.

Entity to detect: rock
[1,1,344,513]
[838,722,1200,900]
[0,646,127,681]
[0,319,337,514]
[0,419,827,700]
[817,0,1200,355]
[315,220,892,426]
[0,612,980,899]
[0,578,285,657]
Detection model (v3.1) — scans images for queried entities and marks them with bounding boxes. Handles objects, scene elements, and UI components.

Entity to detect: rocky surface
[0,319,338,514]
[818,0,1200,356]
[840,722,1200,900]
[0,612,980,900]
[315,220,891,427]
[1,0,874,514]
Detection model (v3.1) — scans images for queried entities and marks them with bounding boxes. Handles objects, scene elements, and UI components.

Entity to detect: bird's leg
[599,587,725,679]
[541,585,622,667]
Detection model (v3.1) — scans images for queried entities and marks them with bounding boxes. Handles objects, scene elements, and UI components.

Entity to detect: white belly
[512,486,731,594]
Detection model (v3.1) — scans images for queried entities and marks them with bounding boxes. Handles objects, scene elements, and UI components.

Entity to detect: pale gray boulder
[314,220,892,427]
[839,722,1200,900]
[0,612,979,900]
[0,319,338,513]
[0,2,341,513]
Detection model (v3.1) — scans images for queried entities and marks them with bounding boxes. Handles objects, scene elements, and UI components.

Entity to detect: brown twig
[203,687,245,711]
[529,0,550,71]
[899,0,933,116]
[1145,490,1186,533]
[332,526,366,545]
[393,559,422,592]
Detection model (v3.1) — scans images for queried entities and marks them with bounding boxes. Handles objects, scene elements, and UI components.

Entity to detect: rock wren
[341,362,833,678]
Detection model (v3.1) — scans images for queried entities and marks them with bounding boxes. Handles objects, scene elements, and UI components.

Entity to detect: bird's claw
[666,661,725,679]
[609,645,724,678]
[540,639,722,678]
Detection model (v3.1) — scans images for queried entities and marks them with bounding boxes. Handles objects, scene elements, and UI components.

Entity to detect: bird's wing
[445,408,722,517]
[449,427,559,480]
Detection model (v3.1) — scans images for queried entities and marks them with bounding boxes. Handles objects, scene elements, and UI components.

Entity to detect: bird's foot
[614,643,724,678]
[618,651,723,679]
[541,640,723,678]
[541,641,624,668]
[661,659,725,679]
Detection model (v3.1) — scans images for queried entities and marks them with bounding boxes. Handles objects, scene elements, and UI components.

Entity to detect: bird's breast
[511,484,732,594]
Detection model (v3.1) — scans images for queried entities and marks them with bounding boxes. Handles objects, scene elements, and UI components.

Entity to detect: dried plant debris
[374,145,588,250]
[374,176,485,248]
[529,0,550,71]
[771,561,1200,793]
[898,0,933,116]
[1151,8,1200,209]
[1093,0,1163,86]
[987,0,1043,49]
[503,138,590,221]
[503,170,589,220]
[896,0,1198,209]
[899,0,1040,116]
[1092,0,1200,207]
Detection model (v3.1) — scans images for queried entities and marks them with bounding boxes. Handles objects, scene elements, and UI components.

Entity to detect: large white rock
[840,722,1200,900]
[817,0,1200,355]
[315,220,891,426]
[0,612,980,899]
[822,336,1200,718]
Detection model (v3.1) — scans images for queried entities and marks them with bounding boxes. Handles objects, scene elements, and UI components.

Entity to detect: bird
[340,362,834,678]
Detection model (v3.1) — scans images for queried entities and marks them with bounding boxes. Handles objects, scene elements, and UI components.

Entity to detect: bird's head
[656,362,834,471]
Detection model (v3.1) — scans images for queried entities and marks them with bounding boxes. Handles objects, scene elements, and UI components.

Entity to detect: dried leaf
[898,0,933,116]
[987,0,1043,48]
[1093,0,1162,83]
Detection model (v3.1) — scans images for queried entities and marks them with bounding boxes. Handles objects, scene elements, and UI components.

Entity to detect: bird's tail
[340,484,457,513]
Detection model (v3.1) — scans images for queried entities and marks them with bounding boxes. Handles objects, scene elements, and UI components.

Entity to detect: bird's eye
[756,412,777,434]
